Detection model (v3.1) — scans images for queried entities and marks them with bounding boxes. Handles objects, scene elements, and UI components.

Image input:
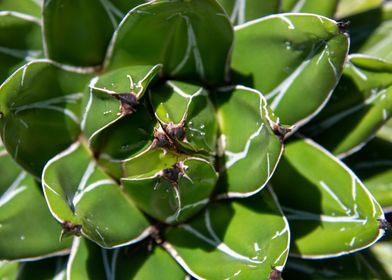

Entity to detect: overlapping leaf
[0,141,71,261]
[0,11,42,83]
[304,55,392,156]
[123,150,217,224]
[163,189,290,279]
[345,137,392,211]
[214,86,283,198]
[271,138,384,258]
[43,0,146,66]
[0,0,42,18]
[42,142,151,248]
[216,0,279,25]
[232,14,349,126]
[67,237,186,279]
[149,80,218,154]
[105,0,233,85]
[0,60,91,175]
[282,0,339,17]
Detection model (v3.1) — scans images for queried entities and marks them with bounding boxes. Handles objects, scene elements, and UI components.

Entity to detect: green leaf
[163,189,290,279]
[345,137,392,211]
[303,54,392,156]
[0,12,42,83]
[67,237,186,280]
[81,65,161,140]
[216,0,279,25]
[281,0,339,17]
[232,14,349,126]
[335,0,383,18]
[149,81,218,154]
[0,60,91,175]
[17,256,68,280]
[271,138,385,258]
[358,4,392,63]
[0,261,18,279]
[0,0,42,18]
[0,145,71,261]
[283,250,391,280]
[378,118,392,142]
[43,0,145,66]
[214,86,283,198]
[123,155,217,224]
[42,141,151,248]
[105,0,233,86]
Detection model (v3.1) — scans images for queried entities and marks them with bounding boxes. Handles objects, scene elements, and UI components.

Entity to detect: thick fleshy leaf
[123,156,217,224]
[358,4,392,63]
[43,0,146,66]
[17,256,67,280]
[150,81,218,154]
[0,146,71,261]
[303,54,392,156]
[67,237,186,279]
[345,137,392,211]
[0,12,42,83]
[81,65,161,144]
[0,60,91,175]
[335,0,383,18]
[378,118,392,142]
[0,261,18,279]
[369,238,392,278]
[271,138,385,258]
[281,0,339,17]
[214,86,283,198]
[283,249,391,279]
[216,0,279,25]
[105,0,233,85]
[232,14,349,126]
[0,0,42,18]
[42,142,151,248]
[163,189,290,279]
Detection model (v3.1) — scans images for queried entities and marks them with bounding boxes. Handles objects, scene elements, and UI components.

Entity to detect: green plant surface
[231,13,349,126]
[0,11,42,83]
[0,141,71,261]
[104,0,233,85]
[0,0,42,18]
[0,0,390,279]
[216,0,280,25]
[345,137,392,211]
[163,189,290,279]
[271,138,384,258]
[0,60,92,175]
[281,0,339,17]
[67,238,186,280]
[42,0,146,67]
[303,54,392,156]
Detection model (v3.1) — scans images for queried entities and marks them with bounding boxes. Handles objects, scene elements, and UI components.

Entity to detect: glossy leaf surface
[43,0,145,66]
[67,237,186,280]
[282,0,339,17]
[214,86,283,198]
[0,0,42,18]
[105,0,233,85]
[0,12,42,83]
[150,81,217,154]
[164,189,290,279]
[17,256,67,280]
[216,0,279,25]
[0,142,70,261]
[42,142,150,248]
[0,61,91,175]
[345,137,392,211]
[304,55,392,156]
[271,138,384,258]
[232,14,348,126]
[123,157,217,224]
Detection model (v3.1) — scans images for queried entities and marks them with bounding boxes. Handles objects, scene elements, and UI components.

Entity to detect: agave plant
[0,0,391,279]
